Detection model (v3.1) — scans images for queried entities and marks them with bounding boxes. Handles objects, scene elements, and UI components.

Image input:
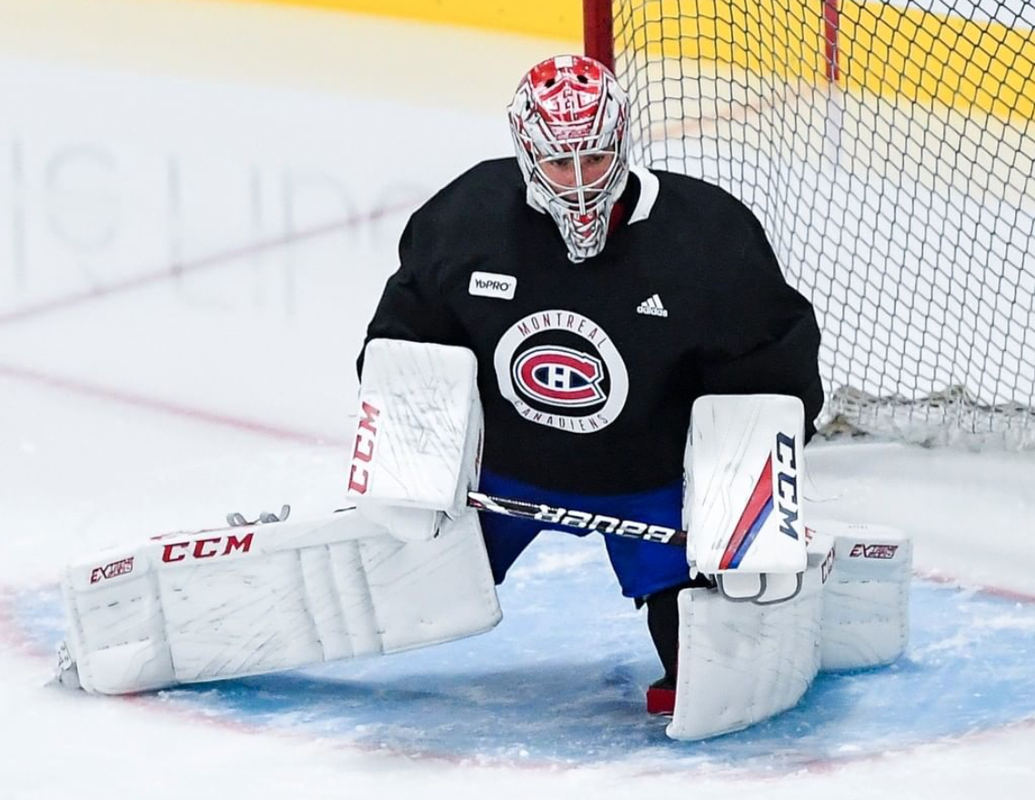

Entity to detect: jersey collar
[626,166,659,225]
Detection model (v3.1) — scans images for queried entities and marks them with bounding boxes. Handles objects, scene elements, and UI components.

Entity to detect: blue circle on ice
[12,534,1035,773]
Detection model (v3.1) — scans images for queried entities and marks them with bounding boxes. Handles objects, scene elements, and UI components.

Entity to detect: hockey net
[584,0,1035,447]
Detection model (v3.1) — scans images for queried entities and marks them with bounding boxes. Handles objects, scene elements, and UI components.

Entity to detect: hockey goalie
[57,340,910,741]
[54,54,912,741]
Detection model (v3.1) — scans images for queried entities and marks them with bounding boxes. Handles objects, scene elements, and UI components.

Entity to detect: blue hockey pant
[476,469,690,599]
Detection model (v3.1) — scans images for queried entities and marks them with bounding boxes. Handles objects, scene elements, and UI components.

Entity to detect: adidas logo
[636,294,668,317]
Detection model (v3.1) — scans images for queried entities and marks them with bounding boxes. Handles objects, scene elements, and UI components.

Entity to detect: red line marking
[719,454,773,570]
[0,200,417,329]
[0,588,48,658]
[914,569,1035,604]
[0,361,348,449]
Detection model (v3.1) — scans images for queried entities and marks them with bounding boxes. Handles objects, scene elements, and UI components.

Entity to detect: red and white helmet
[507,55,630,263]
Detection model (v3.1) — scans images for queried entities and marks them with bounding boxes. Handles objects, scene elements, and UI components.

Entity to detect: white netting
[600,0,1035,446]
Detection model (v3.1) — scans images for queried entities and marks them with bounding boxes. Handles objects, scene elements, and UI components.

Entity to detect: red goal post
[582,0,1035,448]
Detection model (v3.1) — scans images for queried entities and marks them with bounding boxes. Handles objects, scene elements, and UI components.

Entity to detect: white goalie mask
[507,55,631,263]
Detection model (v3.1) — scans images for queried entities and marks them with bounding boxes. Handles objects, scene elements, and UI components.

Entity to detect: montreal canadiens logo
[494,310,628,434]
[513,346,605,407]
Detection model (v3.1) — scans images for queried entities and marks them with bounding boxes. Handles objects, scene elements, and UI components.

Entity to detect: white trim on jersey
[627,166,660,225]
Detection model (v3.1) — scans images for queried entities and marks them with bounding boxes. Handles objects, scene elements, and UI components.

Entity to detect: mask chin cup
[550,203,611,263]
[526,169,627,263]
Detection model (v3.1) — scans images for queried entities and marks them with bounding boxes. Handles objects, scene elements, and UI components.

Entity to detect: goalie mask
[508,55,630,263]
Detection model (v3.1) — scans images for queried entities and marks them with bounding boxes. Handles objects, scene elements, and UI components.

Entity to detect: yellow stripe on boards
[214,0,1035,121]
[638,0,1035,122]
[841,1,1035,122]
[614,0,826,84]
[218,0,584,41]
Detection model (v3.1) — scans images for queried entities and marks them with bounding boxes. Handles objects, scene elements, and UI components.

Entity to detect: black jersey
[359,158,823,495]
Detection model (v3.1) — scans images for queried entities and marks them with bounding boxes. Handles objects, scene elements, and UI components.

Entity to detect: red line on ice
[0,361,348,449]
[0,200,417,328]
[914,569,1035,604]
[0,590,49,658]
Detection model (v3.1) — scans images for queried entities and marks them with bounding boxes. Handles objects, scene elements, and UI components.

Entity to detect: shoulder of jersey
[401,159,529,269]
[650,168,748,214]
[416,158,526,225]
[646,169,761,252]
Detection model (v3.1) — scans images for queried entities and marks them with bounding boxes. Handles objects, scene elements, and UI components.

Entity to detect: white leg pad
[666,534,833,741]
[61,509,500,694]
[817,521,913,671]
[667,523,912,740]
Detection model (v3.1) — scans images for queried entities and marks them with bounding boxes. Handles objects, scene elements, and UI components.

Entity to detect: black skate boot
[644,583,681,715]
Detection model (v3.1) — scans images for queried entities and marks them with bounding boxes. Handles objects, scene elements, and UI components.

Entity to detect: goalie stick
[466,493,793,600]
[465,491,687,547]
[334,492,685,546]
